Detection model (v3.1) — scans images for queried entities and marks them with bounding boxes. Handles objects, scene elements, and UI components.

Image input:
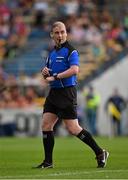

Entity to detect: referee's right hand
[41,67,50,79]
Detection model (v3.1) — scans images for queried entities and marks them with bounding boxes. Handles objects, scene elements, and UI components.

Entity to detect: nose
[58,32,62,38]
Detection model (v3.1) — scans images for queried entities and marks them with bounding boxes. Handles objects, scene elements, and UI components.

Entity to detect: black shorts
[43,86,77,119]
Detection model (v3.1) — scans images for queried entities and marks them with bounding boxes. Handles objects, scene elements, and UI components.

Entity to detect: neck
[56,42,61,48]
[55,40,67,48]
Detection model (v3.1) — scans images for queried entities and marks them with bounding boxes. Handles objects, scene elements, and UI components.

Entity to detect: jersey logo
[56,56,64,62]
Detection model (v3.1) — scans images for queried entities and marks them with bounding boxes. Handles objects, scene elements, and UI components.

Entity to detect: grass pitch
[0,136,128,179]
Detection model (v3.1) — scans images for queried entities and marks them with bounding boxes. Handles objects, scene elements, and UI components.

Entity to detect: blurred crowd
[0,66,48,108]
[0,0,128,61]
[0,0,128,108]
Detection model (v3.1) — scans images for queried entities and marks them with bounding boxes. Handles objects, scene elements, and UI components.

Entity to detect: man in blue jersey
[35,21,109,169]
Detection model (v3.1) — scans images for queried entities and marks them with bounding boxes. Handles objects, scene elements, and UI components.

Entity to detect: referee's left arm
[57,65,79,79]
[57,49,79,79]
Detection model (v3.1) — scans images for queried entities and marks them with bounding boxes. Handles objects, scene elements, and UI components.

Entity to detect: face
[51,23,67,46]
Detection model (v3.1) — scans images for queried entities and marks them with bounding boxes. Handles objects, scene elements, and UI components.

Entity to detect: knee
[41,121,53,131]
[66,126,81,136]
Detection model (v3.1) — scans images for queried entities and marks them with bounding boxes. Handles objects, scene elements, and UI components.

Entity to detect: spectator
[12,14,30,47]
[87,41,108,64]
[0,0,11,22]
[25,86,38,106]
[9,85,28,108]
[83,85,100,135]
[33,0,48,28]
[105,88,126,136]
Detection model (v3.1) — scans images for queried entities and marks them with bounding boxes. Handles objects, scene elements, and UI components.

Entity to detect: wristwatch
[53,73,59,80]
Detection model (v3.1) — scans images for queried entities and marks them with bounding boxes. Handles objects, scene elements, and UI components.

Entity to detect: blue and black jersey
[45,41,79,88]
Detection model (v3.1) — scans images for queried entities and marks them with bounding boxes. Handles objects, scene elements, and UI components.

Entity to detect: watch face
[53,73,58,80]
[53,73,57,76]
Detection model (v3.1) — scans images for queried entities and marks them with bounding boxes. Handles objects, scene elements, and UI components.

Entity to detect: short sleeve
[68,50,79,66]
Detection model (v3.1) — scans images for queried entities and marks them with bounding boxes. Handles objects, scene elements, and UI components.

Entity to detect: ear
[50,32,53,38]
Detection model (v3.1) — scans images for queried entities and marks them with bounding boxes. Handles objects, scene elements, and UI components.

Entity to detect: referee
[35,21,109,169]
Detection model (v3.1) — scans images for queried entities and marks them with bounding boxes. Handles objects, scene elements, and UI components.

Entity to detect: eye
[55,31,59,35]
[61,31,65,34]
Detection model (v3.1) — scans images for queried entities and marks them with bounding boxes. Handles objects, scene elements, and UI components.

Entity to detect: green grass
[0,136,128,179]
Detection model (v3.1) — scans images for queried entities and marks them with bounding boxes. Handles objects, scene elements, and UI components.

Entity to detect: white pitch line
[0,169,128,179]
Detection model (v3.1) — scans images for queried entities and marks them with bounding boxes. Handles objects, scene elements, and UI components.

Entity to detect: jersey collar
[55,41,68,50]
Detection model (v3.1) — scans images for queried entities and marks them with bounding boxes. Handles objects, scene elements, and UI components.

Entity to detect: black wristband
[53,73,59,80]
[43,74,49,79]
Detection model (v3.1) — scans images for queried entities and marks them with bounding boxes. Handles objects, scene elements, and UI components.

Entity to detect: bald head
[50,21,67,46]
[51,21,66,32]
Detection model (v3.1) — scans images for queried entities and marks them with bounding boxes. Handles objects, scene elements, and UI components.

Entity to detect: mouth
[58,39,61,44]
[56,39,61,48]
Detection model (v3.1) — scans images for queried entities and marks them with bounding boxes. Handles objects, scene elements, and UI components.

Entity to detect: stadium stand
[0,0,128,107]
